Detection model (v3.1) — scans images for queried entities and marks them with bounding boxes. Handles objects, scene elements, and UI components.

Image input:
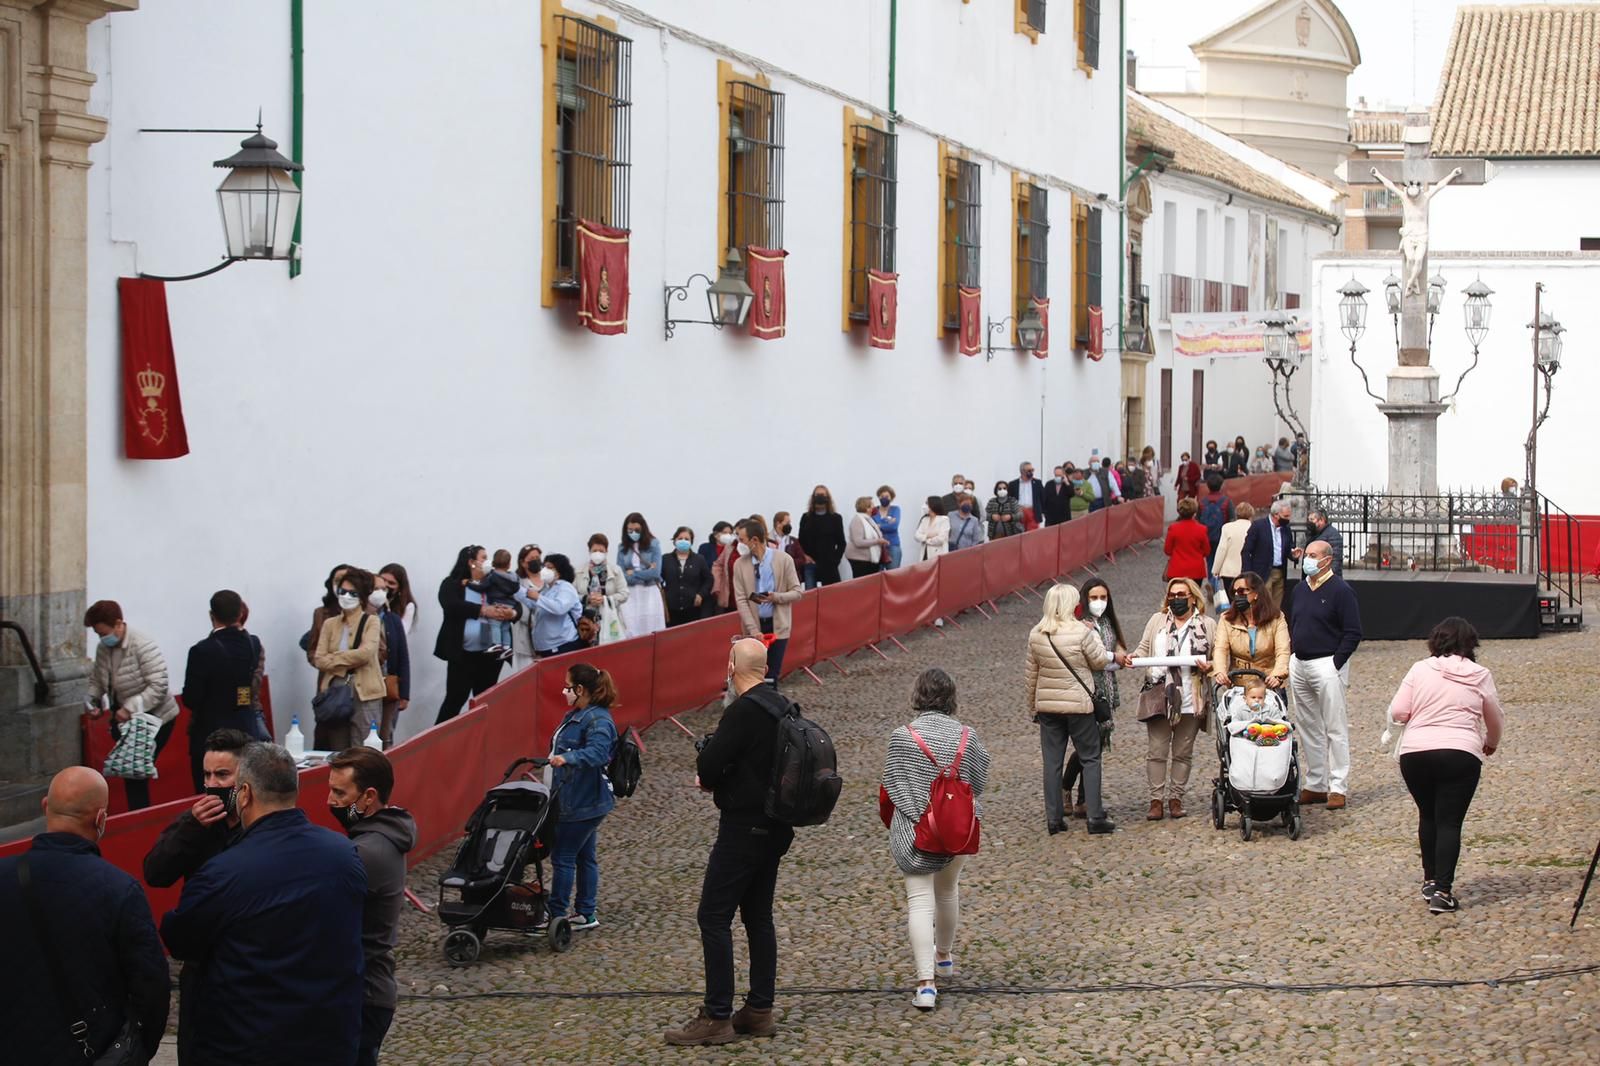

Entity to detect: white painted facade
[1308,252,1600,514]
[1427,161,1600,253]
[81,0,1125,742]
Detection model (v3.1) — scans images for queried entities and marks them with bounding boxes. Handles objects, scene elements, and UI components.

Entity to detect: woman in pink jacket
[1387,617,1505,914]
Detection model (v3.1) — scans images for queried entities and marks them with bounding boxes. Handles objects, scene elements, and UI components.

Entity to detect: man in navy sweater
[1285,540,1363,810]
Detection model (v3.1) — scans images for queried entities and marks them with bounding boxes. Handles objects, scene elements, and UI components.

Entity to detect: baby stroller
[1209,669,1302,841]
[437,757,572,965]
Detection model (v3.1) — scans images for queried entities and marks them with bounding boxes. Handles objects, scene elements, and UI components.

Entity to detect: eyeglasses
[561,685,575,694]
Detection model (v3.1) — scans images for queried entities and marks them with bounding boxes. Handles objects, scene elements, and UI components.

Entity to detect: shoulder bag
[311,614,368,725]
[1046,636,1113,724]
[17,857,143,1065]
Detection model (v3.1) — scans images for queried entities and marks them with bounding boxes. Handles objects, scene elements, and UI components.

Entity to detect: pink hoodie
[1389,655,1505,760]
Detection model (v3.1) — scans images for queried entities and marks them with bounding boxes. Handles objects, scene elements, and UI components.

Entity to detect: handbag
[17,857,143,1065]
[312,615,368,725]
[1137,681,1183,723]
[1046,636,1113,724]
[599,594,628,645]
[384,674,401,702]
[103,711,161,780]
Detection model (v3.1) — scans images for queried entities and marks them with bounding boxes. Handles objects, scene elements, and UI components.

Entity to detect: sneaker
[664,1007,736,1046]
[935,954,955,979]
[1420,879,1437,902]
[569,913,599,931]
[730,1005,776,1038]
[1428,890,1460,914]
[913,986,937,1011]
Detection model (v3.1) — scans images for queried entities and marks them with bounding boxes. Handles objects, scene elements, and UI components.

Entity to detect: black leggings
[126,719,176,810]
[1399,748,1483,893]
[435,652,505,724]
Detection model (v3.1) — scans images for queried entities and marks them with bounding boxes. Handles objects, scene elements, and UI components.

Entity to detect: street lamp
[1532,311,1565,370]
[1426,272,1447,316]
[1338,276,1382,402]
[1258,309,1310,487]
[1525,284,1566,555]
[984,308,1046,361]
[1442,278,1495,403]
[663,248,756,339]
[139,121,304,283]
[1382,273,1402,316]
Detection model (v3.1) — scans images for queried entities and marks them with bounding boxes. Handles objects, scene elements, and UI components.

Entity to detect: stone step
[0,779,47,841]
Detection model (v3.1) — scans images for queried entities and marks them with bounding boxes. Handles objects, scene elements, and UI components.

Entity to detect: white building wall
[1428,162,1600,253]
[83,0,1125,743]
[1309,253,1600,513]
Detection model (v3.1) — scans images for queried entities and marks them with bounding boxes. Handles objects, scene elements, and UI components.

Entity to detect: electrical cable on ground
[395,961,1600,1002]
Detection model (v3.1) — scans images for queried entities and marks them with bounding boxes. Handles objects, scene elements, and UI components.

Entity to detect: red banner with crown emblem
[957,286,981,356]
[1087,304,1105,360]
[867,269,898,350]
[746,246,787,340]
[117,277,190,460]
[1030,295,1050,360]
[576,219,630,336]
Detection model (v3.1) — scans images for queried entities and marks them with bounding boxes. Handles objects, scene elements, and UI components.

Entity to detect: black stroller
[1209,669,1303,841]
[437,757,572,965]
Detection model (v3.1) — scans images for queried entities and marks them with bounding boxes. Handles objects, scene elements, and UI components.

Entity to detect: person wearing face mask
[732,519,805,682]
[847,496,891,578]
[369,577,411,745]
[948,493,985,551]
[576,533,631,645]
[1129,577,1218,820]
[326,746,416,1066]
[1249,446,1272,474]
[617,512,667,638]
[912,495,951,562]
[663,526,714,627]
[302,562,354,665]
[544,663,620,933]
[1024,584,1114,836]
[702,522,739,606]
[986,479,1021,538]
[1040,466,1074,526]
[377,562,418,634]
[1292,508,1344,578]
[798,484,847,587]
[509,544,544,671]
[143,728,253,887]
[1285,540,1363,811]
[1007,462,1043,530]
[0,767,169,1066]
[1242,498,1296,606]
[314,568,388,752]
[939,474,968,517]
[434,545,520,724]
[465,549,523,659]
[1174,452,1202,500]
[180,590,269,788]
[162,744,366,1066]
[872,485,904,569]
[1163,497,1213,582]
[1085,457,1123,512]
[523,553,586,657]
[83,598,180,808]
[1061,578,1128,818]
[1211,501,1255,607]
[1212,571,1290,690]
[772,511,809,579]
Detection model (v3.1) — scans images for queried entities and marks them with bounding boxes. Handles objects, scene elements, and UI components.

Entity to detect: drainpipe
[888,0,898,118]
[289,0,304,279]
[1116,0,1126,353]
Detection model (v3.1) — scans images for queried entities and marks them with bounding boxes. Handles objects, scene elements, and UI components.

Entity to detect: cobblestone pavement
[381,544,1600,1064]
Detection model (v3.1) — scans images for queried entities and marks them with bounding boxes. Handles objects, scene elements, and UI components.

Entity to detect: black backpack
[1199,494,1232,545]
[607,726,642,799]
[745,685,842,827]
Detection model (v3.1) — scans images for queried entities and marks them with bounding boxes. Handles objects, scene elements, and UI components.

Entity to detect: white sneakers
[913,986,937,1011]
[935,954,955,978]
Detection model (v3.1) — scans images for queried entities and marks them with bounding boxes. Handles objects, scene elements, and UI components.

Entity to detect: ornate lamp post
[1525,290,1565,509]
[1442,279,1494,403]
[663,248,755,339]
[984,307,1045,361]
[1259,308,1310,488]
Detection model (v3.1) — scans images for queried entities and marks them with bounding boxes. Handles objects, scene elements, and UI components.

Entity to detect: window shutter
[1084,0,1101,70]
[1087,206,1103,308]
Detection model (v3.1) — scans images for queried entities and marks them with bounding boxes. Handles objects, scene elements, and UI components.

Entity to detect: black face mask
[329,803,364,831]
[1168,597,1191,616]
[205,785,237,819]
[1231,595,1250,615]
[812,495,828,506]
[780,524,792,535]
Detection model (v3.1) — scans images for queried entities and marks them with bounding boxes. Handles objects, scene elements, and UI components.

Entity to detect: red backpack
[907,726,980,856]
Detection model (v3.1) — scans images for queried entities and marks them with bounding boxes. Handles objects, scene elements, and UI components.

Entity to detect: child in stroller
[1210,669,1303,840]
[437,756,574,965]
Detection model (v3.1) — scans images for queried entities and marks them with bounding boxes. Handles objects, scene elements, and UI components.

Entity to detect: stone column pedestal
[1378,366,1447,498]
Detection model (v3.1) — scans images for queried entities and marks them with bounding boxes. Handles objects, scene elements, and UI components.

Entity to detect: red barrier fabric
[783,593,819,678]
[527,639,657,741]
[814,574,884,660]
[881,559,941,633]
[1057,518,1095,575]
[1080,508,1110,559]
[1018,524,1062,586]
[1129,496,1165,542]
[384,710,498,864]
[1104,501,1139,550]
[651,614,743,717]
[981,536,1024,601]
[471,660,543,770]
[937,548,985,619]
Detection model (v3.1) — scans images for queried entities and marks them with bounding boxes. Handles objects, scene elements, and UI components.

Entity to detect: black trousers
[1399,748,1482,892]
[126,719,176,810]
[697,818,793,1018]
[667,605,700,628]
[814,558,843,586]
[356,1004,394,1066]
[435,652,505,724]
[847,559,881,579]
[758,617,787,683]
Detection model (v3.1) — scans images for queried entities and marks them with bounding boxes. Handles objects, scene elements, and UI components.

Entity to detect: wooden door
[1159,368,1173,465]
[1191,369,1205,459]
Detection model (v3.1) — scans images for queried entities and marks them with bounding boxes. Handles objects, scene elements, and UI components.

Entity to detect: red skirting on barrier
[1018,524,1063,587]
[1129,496,1165,542]
[881,559,941,633]
[814,573,885,661]
[1080,508,1110,559]
[651,614,743,717]
[937,547,985,619]
[1057,518,1095,575]
[783,594,820,679]
[980,535,1024,602]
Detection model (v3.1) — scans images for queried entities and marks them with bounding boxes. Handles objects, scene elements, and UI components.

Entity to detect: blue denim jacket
[551,704,618,822]
[617,536,663,585]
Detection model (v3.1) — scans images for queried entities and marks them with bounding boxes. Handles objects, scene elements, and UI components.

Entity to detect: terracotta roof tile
[1432,4,1600,157]
[1350,111,1406,145]
[1126,95,1334,219]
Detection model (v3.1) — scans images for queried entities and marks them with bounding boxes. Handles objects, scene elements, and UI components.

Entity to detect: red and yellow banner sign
[1172,311,1312,358]
[1030,295,1050,360]
[867,270,898,350]
[957,286,982,357]
[746,246,787,340]
[577,219,630,336]
[1086,305,1105,361]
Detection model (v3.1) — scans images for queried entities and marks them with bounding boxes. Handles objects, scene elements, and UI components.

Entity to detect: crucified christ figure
[1371,165,1464,298]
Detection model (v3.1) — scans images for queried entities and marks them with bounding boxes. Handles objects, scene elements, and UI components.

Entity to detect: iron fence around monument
[1308,486,1529,574]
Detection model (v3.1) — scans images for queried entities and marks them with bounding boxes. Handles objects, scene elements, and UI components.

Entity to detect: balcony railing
[1282,292,1301,309]
[1363,188,1402,216]
[1160,274,1250,320]
[1228,283,1248,312]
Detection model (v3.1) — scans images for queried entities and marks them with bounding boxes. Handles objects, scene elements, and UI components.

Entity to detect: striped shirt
[881,712,991,875]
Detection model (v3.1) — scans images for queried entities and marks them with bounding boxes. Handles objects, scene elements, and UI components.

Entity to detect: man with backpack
[666,638,830,1046]
[1197,475,1235,562]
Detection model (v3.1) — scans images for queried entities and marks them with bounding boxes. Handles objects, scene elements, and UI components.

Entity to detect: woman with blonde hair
[1024,583,1113,835]
[1129,576,1217,820]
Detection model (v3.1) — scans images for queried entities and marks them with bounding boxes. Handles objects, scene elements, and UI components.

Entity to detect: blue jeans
[887,543,902,570]
[549,814,604,918]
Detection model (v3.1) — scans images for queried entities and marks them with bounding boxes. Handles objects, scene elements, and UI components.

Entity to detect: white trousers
[904,855,967,981]
[1289,654,1351,794]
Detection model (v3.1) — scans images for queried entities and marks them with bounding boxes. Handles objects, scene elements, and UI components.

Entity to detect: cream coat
[1133,610,1219,731]
[1212,518,1251,578]
[1212,612,1291,683]
[1023,621,1110,717]
[732,546,805,638]
[575,558,631,608]
[912,514,950,561]
[313,609,386,703]
[87,625,179,724]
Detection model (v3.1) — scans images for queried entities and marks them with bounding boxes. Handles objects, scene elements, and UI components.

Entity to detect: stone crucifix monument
[1338,111,1493,497]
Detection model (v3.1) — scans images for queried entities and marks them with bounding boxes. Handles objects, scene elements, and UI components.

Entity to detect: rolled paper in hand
[1129,655,1205,669]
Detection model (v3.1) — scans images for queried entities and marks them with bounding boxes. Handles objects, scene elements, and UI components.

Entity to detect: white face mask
[735,541,752,557]
[367,589,388,609]
[589,551,606,566]
[1088,599,1108,617]
[336,591,360,611]
[952,482,964,492]
[923,504,931,515]
[718,533,736,546]
[996,488,1008,499]
[540,567,557,585]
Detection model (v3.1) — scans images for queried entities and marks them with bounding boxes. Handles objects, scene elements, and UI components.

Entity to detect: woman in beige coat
[1130,576,1218,820]
[1024,584,1113,835]
[1210,502,1255,606]
[85,598,179,809]
[313,567,386,750]
[1212,571,1291,688]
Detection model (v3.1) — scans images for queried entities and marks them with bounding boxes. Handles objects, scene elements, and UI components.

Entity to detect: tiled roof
[1350,111,1405,146]
[1432,4,1600,158]
[1126,95,1334,219]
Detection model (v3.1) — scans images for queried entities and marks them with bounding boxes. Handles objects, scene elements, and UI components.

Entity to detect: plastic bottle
[285,716,305,760]
[363,721,384,751]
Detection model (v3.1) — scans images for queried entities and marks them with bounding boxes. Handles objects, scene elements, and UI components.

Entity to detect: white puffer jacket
[87,625,179,724]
